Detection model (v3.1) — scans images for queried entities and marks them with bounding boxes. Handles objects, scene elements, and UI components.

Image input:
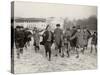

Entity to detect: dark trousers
[44,41,52,61]
[35,46,40,52]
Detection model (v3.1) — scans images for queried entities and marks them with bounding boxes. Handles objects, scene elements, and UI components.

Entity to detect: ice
[14,38,97,74]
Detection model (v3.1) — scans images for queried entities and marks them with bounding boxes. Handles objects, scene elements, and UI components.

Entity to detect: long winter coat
[54,28,63,47]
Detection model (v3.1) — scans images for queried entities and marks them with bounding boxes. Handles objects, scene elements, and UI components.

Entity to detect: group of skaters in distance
[14,24,97,61]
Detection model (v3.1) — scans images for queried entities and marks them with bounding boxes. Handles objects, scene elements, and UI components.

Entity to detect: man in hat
[70,26,77,55]
[70,26,77,48]
[71,26,88,58]
[54,24,63,57]
[15,26,25,58]
[70,26,81,58]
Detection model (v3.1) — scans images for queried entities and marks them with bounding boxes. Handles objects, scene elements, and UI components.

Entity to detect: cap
[56,24,60,27]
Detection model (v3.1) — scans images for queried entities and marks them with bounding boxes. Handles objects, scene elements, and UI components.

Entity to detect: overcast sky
[14,1,97,20]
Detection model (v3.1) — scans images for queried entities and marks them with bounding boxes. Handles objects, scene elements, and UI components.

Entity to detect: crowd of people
[14,24,97,61]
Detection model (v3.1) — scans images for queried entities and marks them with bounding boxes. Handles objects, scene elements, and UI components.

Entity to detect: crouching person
[40,25,53,61]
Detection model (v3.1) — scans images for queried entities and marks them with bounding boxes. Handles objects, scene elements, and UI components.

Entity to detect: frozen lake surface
[14,38,97,74]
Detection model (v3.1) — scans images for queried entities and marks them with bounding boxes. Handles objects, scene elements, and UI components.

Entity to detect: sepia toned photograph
[11,1,97,74]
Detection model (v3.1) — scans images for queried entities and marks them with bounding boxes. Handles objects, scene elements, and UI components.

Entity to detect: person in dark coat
[40,25,54,61]
[15,26,25,58]
[70,26,77,48]
[23,29,28,48]
[25,30,32,47]
[70,26,80,58]
[91,32,97,53]
[54,24,63,57]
